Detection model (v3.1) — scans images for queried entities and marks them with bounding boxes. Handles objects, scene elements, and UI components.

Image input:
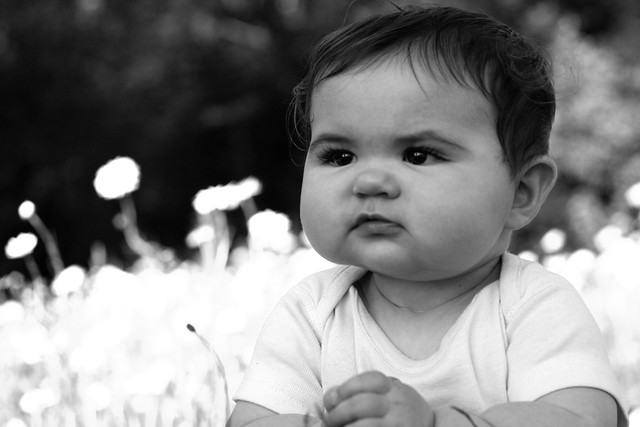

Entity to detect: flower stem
[118,195,156,259]
[186,324,230,421]
[212,211,230,273]
[240,198,258,221]
[24,254,43,284]
[28,213,64,276]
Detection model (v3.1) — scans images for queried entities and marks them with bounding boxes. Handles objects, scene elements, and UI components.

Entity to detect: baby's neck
[356,259,501,360]
[365,258,501,314]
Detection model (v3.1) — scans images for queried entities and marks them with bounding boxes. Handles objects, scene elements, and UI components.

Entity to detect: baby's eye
[318,149,355,166]
[403,147,443,165]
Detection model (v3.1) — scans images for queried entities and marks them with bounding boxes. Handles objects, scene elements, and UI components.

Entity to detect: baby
[228,5,627,427]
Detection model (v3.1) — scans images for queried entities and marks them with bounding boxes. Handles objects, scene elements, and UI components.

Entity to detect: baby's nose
[352,168,400,199]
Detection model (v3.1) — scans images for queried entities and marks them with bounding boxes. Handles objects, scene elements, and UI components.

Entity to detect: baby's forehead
[310,58,498,142]
[316,51,490,100]
[313,54,494,118]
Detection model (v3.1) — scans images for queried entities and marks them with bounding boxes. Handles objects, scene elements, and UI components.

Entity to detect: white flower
[93,156,141,199]
[18,200,36,220]
[68,346,107,373]
[248,210,294,253]
[192,177,262,214]
[185,224,215,248]
[18,388,59,414]
[593,225,625,252]
[0,300,25,325]
[4,418,28,427]
[51,265,86,296]
[4,232,38,259]
[542,253,569,275]
[84,382,112,411]
[540,228,567,253]
[193,185,239,214]
[14,321,50,365]
[625,181,640,208]
[236,176,262,201]
[562,248,597,293]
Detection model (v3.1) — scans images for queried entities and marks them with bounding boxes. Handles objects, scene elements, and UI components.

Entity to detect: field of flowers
[1,157,639,427]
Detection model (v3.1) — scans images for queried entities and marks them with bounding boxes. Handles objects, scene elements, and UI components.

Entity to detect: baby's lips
[354,213,394,227]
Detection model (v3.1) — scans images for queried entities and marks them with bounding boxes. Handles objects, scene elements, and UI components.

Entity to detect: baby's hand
[322,371,435,427]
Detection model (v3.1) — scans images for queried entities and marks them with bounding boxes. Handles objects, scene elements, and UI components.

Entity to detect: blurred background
[1,0,640,426]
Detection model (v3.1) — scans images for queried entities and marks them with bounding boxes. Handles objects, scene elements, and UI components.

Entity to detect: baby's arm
[445,386,617,427]
[226,401,322,427]
[321,371,617,427]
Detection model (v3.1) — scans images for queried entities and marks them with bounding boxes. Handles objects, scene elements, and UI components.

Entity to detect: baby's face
[300,59,516,282]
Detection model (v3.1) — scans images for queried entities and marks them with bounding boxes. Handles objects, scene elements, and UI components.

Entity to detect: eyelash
[317,148,354,166]
[316,146,447,166]
[403,147,447,164]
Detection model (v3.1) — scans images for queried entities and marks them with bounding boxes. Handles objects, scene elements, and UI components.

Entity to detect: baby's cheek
[300,199,330,244]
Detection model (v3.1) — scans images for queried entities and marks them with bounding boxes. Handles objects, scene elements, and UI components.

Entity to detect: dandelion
[18,200,36,220]
[0,300,25,325]
[4,418,28,427]
[51,265,86,297]
[247,210,295,253]
[564,248,597,292]
[236,176,262,219]
[540,228,567,254]
[192,176,262,215]
[13,319,51,365]
[625,181,640,209]
[185,224,215,248]
[542,253,569,275]
[94,157,160,260]
[4,233,42,282]
[68,346,108,373]
[193,185,239,214]
[18,388,59,415]
[236,176,262,201]
[93,156,141,200]
[17,200,64,275]
[593,225,625,252]
[5,232,38,259]
[84,382,112,411]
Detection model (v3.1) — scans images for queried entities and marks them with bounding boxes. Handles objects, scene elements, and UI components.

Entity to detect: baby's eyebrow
[395,129,466,150]
[309,132,353,147]
[308,129,470,154]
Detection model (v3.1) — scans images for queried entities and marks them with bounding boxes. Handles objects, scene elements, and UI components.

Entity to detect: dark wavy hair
[290,5,555,177]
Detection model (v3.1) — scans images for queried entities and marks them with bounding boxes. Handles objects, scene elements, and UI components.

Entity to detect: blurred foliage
[1,0,640,275]
[524,7,640,254]
[0,192,336,425]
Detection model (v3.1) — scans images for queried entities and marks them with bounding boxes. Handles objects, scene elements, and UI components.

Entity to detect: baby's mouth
[353,213,401,232]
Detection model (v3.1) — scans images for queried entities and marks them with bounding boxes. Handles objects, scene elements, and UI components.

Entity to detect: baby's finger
[324,371,392,410]
[323,392,389,427]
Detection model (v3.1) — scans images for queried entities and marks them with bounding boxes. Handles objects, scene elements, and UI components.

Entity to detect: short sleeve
[504,275,628,426]
[232,283,323,416]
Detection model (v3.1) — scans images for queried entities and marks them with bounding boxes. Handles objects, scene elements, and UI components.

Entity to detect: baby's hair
[290,5,556,177]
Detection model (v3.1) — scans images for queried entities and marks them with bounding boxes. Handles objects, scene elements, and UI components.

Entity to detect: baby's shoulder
[284,264,366,318]
[499,253,582,316]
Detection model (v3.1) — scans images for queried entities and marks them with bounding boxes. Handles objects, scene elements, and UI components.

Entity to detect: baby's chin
[306,240,444,279]
[340,257,437,282]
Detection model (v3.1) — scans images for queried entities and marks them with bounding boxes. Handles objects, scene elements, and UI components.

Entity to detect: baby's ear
[506,156,557,230]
